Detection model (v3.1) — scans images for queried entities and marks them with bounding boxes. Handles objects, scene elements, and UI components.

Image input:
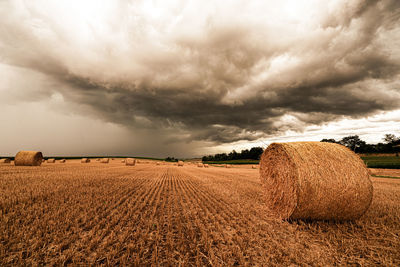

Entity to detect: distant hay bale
[156,162,161,165]
[59,159,66,163]
[47,158,55,163]
[96,158,100,161]
[204,164,209,168]
[81,158,90,163]
[225,164,232,168]
[0,158,11,163]
[252,165,257,169]
[101,158,109,163]
[14,151,43,166]
[178,160,184,166]
[121,159,125,163]
[125,158,136,166]
[197,163,204,168]
[259,142,373,221]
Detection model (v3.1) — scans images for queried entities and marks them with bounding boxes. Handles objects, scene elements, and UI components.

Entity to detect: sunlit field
[1,161,399,266]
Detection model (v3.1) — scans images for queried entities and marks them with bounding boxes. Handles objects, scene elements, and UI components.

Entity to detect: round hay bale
[204,164,209,168]
[197,163,204,168]
[178,160,184,166]
[252,165,257,169]
[81,158,90,163]
[0,158,11,163]
[121,159,126,163]
[259,142,373,221]
[101,158,109,163]
[125,158,136,166]
[14,151,43,166]
[47,158,55,163]
[156,162,161,165]
[225,164,232,168]
[59,159,66,163]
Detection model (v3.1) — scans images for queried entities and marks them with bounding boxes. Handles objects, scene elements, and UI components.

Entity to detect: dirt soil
[1,161,399,266]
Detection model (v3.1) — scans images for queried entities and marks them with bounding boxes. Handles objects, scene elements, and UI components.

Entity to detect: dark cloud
[1,0,399,145]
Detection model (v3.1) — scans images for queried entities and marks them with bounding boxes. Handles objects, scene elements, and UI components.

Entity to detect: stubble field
[1,161,399,266]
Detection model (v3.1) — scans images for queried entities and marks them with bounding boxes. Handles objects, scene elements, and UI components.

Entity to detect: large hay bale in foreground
[178,160,184,166]
[259,142,373,221]
[14,151,43,166]
[101,158,109,163]
[0,158,11,163]
[126,158,136,166]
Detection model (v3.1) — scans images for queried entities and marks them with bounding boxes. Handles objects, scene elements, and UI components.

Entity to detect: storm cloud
[1,0,399,154]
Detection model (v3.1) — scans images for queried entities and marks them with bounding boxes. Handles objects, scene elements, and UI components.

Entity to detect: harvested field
[0,162,399,266]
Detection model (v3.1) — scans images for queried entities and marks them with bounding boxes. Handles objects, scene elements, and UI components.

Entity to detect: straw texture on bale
[14,151,43,166]
[0,158,11,163]
[81,158,90,163]
[197,163,204,167]
[178,160,184,166]
[101,158,109,163]
[259,142,373,221]
[125,158,136,166]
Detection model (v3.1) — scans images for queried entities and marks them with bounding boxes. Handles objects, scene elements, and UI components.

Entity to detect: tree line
[321,134,400,153]
[202,147,264,162]
[202,133,400,161]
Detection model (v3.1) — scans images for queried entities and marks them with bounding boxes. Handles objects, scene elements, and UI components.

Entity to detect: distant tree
[321,138,337,143]
[165,157,178,162]
[383,134,399,144]
[339,135,366,152]
[249,147,264,159]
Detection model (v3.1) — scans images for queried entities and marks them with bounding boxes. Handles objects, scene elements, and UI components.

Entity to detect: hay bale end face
[178,160,184,166]
[14,151,43,166]
[81,158,90,163]
[101,158,109,163]
[259,142,373,221]
[0,158,11,163]
[125,158,136,166]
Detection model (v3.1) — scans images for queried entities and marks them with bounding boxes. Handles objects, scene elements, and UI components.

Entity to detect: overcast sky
[1,0,399,157]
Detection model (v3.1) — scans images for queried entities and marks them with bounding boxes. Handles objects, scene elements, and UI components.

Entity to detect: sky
[0,0,399,158]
